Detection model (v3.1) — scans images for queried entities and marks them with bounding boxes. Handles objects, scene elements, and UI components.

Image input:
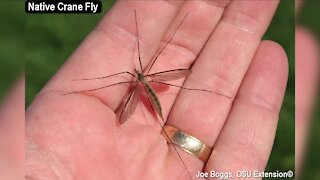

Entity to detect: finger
[32,1,184,110]
[134,0,231,124]
[205,41,288,176]
[166,0,279,170]
[0,77,24,180]
[295,27,319,176]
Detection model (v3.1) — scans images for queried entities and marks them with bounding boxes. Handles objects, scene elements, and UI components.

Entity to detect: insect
[67,9,230,179]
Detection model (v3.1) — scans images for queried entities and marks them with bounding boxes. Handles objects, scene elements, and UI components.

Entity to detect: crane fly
[67,11,229,123]
[66,9,230,179]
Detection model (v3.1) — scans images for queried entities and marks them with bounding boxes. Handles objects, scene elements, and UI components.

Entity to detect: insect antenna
[146,13,189,75]
[134,9,143,72]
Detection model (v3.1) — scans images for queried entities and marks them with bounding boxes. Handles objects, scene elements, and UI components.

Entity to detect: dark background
[0,2,24,100]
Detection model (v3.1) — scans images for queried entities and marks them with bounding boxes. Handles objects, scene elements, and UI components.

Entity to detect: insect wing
[146,69,191,82]
[118,85,140,124]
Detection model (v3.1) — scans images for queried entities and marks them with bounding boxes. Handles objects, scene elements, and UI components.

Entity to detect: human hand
[26,1,288,179]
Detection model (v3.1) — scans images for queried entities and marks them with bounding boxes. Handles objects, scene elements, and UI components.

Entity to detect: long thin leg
[134,9,143,72]
[73,71,137,81]
[146,68,191,76]
[64,81,134,95]
[146,13,189,75]
[160,125,193,180]
[149,81,232,98]
[145,96,192,179]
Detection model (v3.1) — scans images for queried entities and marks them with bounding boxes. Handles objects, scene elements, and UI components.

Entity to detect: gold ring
[161,125,212,162]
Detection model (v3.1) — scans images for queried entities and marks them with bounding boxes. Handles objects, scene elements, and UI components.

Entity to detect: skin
[295,26,319,179]
[0,77,24,180]
[295,1,319,176]
[26,0,289,179]
[295,0,319,178]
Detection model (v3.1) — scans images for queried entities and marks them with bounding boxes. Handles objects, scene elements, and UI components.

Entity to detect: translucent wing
[118,84,140,124]
[145,69,191,82]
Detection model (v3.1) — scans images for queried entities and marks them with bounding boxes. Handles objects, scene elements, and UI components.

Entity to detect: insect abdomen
[143,82,163,120]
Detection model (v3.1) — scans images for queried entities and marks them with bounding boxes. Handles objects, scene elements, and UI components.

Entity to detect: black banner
[25,0,102,14]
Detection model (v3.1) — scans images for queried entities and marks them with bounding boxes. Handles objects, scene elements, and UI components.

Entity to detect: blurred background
[0,2,24,100]
[0,1,24,179]
[25,0,295,176]
[297,1,320,179]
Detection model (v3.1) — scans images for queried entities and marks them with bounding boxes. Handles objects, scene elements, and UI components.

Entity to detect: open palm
[26,1,288,179]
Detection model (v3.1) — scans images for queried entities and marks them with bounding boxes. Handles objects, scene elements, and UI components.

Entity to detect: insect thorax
[136,71,145,81]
